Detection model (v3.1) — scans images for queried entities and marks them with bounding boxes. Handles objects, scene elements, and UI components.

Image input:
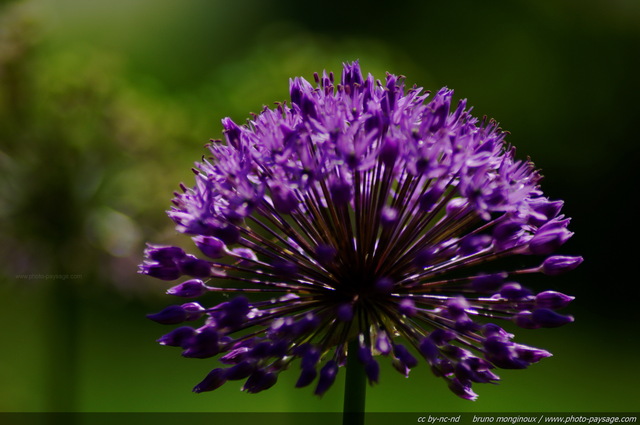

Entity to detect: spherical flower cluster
[140,61,580,400]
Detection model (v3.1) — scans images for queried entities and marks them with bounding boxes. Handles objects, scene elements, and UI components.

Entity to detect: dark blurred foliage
[0,0,638,414]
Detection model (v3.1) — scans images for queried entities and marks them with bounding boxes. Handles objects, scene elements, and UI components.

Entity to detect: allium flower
[140,61,580,400]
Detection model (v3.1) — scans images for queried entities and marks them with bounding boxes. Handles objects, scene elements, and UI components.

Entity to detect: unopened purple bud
[272,259,298,276]
[460,234,492,256]
[483,338,528,369]
[315,244,337,266]
[147,305,188,325]
[374,277,394,294]
[446,198,467,216]
[182,327,219,358]
[181,302,205,321]
[482,324,513,341]
[528,199,564,226]
[514,344,552,363]
[243,370,278,393]
[513,311,540,329]
[146,244,186,263]
[212,224,240,245]
[329,178,351,206]
[315,361,339,396]
[295,367,317,388]
[179,256,212,278]
[375,332,392,355]
[139,262,181,281]
[429,329,455,346]
[393,344,418,368]
[337,303,354,322]
[541,256,583,276]
[446,297,469,318]
[535,291,575,309]
[499,283,532,300]
[528,219,573,255]
[365,359,380,384]
[378,137,400,167]
[380,206,398,226]
[271,183,299,214]
[419,186,444,211]
[220,347,250,364]
[293,313,320,336]
[419,337,439,362]
[192,235,226,259]
[471,272,507,292]
[448,378,478,401]
[398,298,416,316]
[167,279,207,298]
[157,326,196,347]
[531,308,574,328]
[224,361,255,381]
[193,368,226,393]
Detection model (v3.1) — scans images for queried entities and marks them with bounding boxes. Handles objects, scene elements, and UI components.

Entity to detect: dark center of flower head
[140,61,581,400]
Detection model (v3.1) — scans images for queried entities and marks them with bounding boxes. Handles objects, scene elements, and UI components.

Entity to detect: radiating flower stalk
[140,62,580,422]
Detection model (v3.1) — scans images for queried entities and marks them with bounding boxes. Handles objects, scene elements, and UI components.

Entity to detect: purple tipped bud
[398,298,416,316]
[374,277,394,294]
[220,347,250,364]
[272,259,298,276]
[446,198,467,216]
[492,220,525,250]
[379,137,400,166]
[182,327,219,358]
[139,262,181,281]
[329,178,351,206]
[446,297,469,318]
[192,235,226,259]
[419,338,440,362]
[514,344,552,363]
[535,291,575,309]
[460,235,492,256]
[146,245,186,263]
[513,311,541,329]
[167,279,207,298]
[314,361,339,396]
[271,183,299,214]
[179,256,212,278]
[393,344,418,368]
[528,219,573,255]
[181,302,206,321]
[499,283,532,300]
[429,329,455,346]
[243,370,277,394]
[541,255,583,276]
[157,326,196,347]
[193,368,226,393]
[471,272,507,292]
[224,361,255,381]
[375,332,392,355]
[380,206,399,226]
[315,244,337,266]
[337,303,354,322]
[448,378,478,401]
[147,305,193,325]
[531,308,574,328]
[211,223,239,245]
[365,359,380,384]
[295,367,317,388]
[482,324,513,341]
[483,338,528,369]
[419,186,444,211]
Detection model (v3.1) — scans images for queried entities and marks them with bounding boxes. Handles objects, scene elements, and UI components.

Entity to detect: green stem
[343,340,367,425]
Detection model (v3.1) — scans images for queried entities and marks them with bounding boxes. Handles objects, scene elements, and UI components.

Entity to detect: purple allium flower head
[140,61,580,399]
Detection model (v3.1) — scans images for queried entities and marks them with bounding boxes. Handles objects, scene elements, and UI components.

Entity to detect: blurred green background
[1,0,638,414]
